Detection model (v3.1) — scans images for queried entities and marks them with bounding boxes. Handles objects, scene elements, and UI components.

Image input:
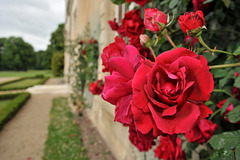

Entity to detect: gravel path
[0,78,68,160]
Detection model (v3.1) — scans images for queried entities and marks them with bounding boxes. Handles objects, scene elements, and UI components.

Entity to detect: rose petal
[149,102,200,134]
[115,94,133,125]
[108,57,135,79]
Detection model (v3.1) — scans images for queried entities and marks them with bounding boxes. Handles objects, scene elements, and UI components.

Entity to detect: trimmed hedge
[0,92,31,130]
[0,77,49,91]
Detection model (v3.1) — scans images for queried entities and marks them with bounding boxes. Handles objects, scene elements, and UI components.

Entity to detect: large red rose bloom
[131,48,213,136]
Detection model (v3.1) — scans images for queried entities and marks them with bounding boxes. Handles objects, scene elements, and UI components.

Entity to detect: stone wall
[64,1,157,160]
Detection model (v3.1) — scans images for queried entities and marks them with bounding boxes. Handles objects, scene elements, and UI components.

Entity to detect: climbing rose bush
[102,1,240,159]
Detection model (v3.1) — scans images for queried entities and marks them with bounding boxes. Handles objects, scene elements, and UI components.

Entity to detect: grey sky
[0,0,65,51]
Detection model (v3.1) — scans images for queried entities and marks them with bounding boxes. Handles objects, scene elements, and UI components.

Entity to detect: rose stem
[209,63,240,69]
[213,89,232,96]
[197,36,233,56]
[149,46,156,59]
[164,31,177,49]
[208,108,221,121]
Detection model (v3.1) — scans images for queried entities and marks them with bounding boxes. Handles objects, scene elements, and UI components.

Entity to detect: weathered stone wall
[64,1,157,160]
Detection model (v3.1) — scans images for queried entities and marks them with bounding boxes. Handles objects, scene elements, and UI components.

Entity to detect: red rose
[89,80,104,95]
[217,99,240,123]
[185,119,218,144]
[88,40,93,44]
[82,50,86,55]
[131,48,213,136]
[102,42,140,125]
[155,135,186,160]
[178,11,205,34]
[182,35,199,48]
[101,37,126,73]
[121,9,144,38]
[108,18,119,31]
[126,0,151,7]
[79,40,84,45]
[117,25,126,37]
[129,125,155,152]
[144,8,167,32]
[192,0,210,11]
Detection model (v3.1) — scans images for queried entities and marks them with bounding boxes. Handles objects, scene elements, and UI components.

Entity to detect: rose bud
[178,10,206,36]
[140,34,151,46]
[144,8,167,33]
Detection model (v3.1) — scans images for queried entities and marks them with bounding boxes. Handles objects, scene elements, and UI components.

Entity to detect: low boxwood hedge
[0,92,31,130]
[0,77,49,91]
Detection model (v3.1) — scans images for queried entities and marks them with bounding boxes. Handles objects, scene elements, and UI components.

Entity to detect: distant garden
[0,23,64,77]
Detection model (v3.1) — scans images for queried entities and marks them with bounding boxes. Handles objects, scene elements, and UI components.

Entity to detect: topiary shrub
[51,52,64,77]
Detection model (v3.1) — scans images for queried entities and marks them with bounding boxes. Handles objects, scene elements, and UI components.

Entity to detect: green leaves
[233,46,240,56]
[227,105,240,123]
[222,0,230,8]
[110,0,126,5]
[210,149,234,160]
[169,0,178,9]
[209,130,240,160]
[234,76,240,88]
[209,130,240,150]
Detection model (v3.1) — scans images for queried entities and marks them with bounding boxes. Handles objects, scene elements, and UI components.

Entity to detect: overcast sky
[0,0,65,51]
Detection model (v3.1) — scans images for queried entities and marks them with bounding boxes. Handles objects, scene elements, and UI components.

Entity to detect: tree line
[0,24,64,74]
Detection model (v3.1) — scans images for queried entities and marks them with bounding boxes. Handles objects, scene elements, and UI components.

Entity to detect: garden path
[0,78,69,160]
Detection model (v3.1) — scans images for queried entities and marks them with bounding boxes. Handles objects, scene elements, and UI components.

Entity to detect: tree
[1,37,36,70]
[41,23,65,69]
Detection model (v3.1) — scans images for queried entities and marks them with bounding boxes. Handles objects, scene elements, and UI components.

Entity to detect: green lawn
[0,93,30,129]
[0,70,53,78]
[43,97,88,160]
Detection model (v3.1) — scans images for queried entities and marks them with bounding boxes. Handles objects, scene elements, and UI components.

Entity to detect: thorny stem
[149,46,157,59]
[209,108,221,121]
[164,31,177,49]
[209,63,240,69]
[197,36,233,56]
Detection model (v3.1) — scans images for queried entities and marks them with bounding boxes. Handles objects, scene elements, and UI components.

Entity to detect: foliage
[43,97,88,160]
[0,77,48,91]
[51,52,64,77]
[0,92,30,130]
[0,37,36,70]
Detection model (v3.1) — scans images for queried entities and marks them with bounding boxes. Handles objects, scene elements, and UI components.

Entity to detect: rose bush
[100,1,240,159]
